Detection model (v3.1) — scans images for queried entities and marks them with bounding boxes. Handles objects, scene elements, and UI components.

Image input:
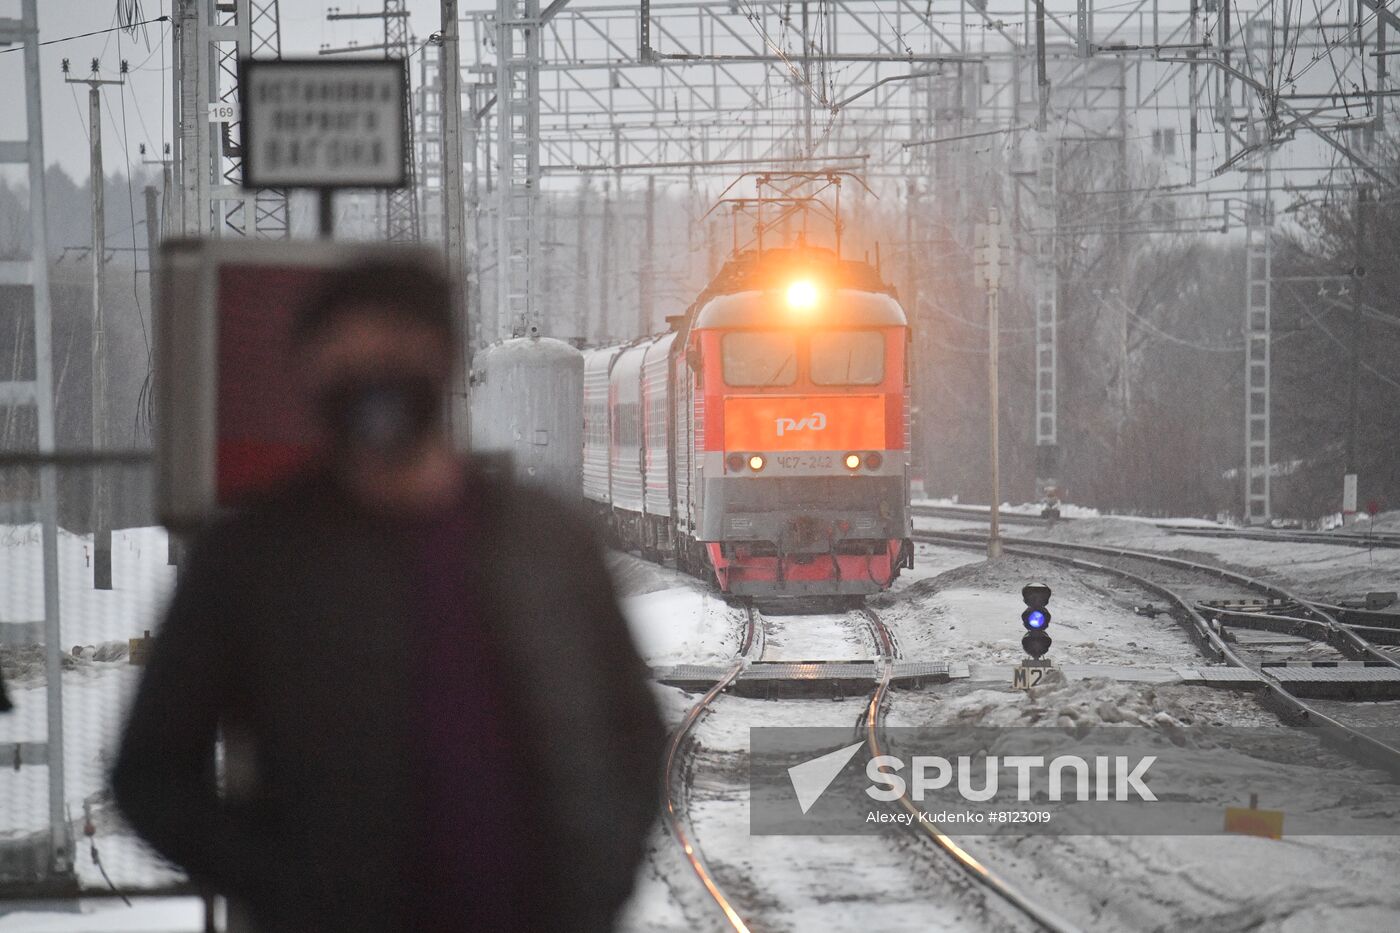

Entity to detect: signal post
[1013,583,1058,690]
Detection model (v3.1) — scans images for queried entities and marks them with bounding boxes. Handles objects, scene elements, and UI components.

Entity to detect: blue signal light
[1025,609,1048,629]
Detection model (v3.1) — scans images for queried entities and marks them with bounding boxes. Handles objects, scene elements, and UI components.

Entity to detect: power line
[0,15,170,54]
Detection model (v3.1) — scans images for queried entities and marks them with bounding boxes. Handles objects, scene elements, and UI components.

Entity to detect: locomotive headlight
[785,279,821,313]
[843,453,862,470]
[748,454,766,472]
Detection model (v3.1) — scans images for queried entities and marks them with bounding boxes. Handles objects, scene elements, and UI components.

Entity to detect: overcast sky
[0,0,462,185]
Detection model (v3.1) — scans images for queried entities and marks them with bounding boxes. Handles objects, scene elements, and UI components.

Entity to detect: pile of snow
[609,552,745,666]
[621,586,746,667]
[1346,508,1400,534]
[1040,515,1175,547]
[915,497,1104,520]
[891,677,1281,732]
[606,551,697,597]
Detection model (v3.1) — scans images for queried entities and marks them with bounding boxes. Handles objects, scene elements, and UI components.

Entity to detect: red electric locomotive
[582,177,913,598]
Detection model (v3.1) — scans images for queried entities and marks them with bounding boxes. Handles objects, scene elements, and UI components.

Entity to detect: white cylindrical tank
[469,336,584,496]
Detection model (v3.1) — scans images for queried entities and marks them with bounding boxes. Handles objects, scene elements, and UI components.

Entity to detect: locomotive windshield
[722,332,797,386]
[810,330,885,386]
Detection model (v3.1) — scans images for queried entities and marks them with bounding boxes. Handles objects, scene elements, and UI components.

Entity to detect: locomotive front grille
[703,474,908,549]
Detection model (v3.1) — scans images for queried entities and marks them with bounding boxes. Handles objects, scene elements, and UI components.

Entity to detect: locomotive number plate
[772,454,834,471]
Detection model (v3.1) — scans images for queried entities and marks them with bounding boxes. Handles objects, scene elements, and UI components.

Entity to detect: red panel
[215,264,328,505]
[723,395,885,452]
[883,331,905,450]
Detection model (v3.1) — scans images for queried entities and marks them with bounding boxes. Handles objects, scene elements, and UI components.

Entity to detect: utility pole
[1187,0,1199,184]
[465,81,484,349]
[640,175,655,336]
[5,0,71,879]
[1344,184,1369,522]
[439,0,473,436]
[65,58,125,591]
[1034,142,1060,519]
[597,180,613,342]
[800,0,813,155]
[1242,157,1273,524]
[576,178,591,341]
[495,0,543,338]
[139,143,176,251]
[144,183,179,566]
[977,208,1005,559]
[905,177,922,495]
[175,0,207,237]
[1034,0,1049,130]
[542,197,556,333]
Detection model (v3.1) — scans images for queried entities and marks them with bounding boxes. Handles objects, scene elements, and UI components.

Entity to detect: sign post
[239,59,409,238]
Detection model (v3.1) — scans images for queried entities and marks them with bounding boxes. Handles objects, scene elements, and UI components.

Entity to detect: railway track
[911,503,1400,550]
[661,604,760,932]
[662,599,1080,932]
[912,529,1400,777]
[659,527,1400,929]
[859,606,1080,933]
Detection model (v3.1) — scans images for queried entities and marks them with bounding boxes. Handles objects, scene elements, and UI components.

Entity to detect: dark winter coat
[111,462,665,932]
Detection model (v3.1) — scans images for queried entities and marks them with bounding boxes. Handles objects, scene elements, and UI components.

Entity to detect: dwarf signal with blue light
[1021,583,1052,659]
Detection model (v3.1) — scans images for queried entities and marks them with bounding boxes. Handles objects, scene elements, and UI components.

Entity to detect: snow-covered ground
[1035,516,1400,599]
[887,677,1400,931]
[874,549,1203,667]
[915,503,1400,600]
[1,525,176,649]
[877,528,1400,931]
[609,552,748,665]
[629,691,1036,933]
[0,898,205,933]
[1,525,186,928]
[6,522,1400,931]
[1,525,177,881]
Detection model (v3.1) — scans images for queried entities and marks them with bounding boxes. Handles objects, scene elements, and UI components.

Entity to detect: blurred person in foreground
[112,259,665,932]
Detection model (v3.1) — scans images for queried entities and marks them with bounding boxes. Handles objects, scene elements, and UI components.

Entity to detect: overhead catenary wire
[0,15,170,54]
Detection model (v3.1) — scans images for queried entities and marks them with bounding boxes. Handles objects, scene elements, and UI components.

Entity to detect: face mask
[317,374,443,461]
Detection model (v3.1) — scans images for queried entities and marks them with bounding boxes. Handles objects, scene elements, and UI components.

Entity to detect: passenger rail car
[582,248,913,597]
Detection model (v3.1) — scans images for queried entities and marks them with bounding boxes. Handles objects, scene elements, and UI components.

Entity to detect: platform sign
[240,59,407,190]
[154,239,444,529]
[1343,473,1358,514]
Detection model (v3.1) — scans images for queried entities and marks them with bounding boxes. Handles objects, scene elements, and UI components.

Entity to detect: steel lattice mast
[175,0,287,238]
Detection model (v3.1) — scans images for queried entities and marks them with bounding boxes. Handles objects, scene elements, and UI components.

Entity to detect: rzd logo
[775,412,827,436]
